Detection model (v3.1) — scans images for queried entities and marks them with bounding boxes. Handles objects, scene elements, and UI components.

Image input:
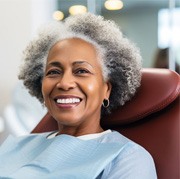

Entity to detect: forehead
[47,38,100,66]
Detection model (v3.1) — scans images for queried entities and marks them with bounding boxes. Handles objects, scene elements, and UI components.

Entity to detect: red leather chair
[32,68,180,179]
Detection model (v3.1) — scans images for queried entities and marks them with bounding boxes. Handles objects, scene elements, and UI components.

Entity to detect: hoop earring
[102,99,109,108]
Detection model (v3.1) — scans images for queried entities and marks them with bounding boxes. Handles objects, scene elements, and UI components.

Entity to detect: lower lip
[55,102,81,109]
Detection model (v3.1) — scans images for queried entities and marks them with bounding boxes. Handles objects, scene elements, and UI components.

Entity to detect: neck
[57,124,104,137]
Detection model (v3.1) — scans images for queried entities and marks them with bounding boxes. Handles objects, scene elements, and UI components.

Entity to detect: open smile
[56,98,81,104]
[54,96,82,108]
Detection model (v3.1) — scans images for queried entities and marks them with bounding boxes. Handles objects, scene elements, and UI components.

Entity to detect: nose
[56,71,76,91]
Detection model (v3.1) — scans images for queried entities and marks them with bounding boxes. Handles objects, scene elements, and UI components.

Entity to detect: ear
[104,81,112,99]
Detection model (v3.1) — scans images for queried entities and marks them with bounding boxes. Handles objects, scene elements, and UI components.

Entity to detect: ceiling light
[69,5,87,15]
[104,0,123,10]
[53,11,64,21]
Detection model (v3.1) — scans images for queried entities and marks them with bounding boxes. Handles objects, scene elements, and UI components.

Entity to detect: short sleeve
[101,142,157,179]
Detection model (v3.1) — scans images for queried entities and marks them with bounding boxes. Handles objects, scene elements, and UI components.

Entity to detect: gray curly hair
[19,13,142,116]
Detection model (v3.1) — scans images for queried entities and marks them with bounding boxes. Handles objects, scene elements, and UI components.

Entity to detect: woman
[0,13,157,178]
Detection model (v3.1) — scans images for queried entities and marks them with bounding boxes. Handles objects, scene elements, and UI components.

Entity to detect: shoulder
[99,130,155,167]
[100,131,154,160]
[100,131,157,179]
[0,132,51,151]
[98,130,134,145]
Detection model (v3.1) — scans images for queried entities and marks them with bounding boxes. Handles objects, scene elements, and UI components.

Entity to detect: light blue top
[0,131,157,179]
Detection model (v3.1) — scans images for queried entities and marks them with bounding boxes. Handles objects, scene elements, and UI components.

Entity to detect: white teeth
[56,98,80,104]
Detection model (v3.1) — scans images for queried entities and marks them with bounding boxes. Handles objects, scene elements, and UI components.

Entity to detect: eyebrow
[47,60,94,68]
[47,61,62,68]
[72,61,93,68]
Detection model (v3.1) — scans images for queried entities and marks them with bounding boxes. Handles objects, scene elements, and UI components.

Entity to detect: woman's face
[42,38,111,131]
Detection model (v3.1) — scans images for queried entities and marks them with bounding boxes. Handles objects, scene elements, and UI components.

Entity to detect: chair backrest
[32,68,180,179]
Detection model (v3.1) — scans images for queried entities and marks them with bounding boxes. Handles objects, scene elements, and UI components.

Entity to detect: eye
[75,68,90,75]
[46,69,61,76]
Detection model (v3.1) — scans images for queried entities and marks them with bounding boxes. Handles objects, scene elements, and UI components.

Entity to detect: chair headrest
[102,68,180,126]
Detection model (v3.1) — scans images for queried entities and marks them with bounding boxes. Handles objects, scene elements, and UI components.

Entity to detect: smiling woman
[0,13,157,178]
[42,38,110,135]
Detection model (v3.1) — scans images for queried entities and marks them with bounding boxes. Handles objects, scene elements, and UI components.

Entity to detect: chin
[53,114,83,126]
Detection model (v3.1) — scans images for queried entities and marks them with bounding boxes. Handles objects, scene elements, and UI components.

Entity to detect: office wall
[103,7,162,67]
[0,0,56,115]
[0,0,32,115]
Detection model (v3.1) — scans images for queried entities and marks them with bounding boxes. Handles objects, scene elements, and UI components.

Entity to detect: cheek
[41,79,47,99]
[85,80,104,99]
[41,79,53,98]
[86,83,95,92]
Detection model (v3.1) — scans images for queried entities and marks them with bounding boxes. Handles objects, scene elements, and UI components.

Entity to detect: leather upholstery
[32,68,180,179]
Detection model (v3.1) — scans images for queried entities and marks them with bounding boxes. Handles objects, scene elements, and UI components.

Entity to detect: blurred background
[0,0,179,143]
